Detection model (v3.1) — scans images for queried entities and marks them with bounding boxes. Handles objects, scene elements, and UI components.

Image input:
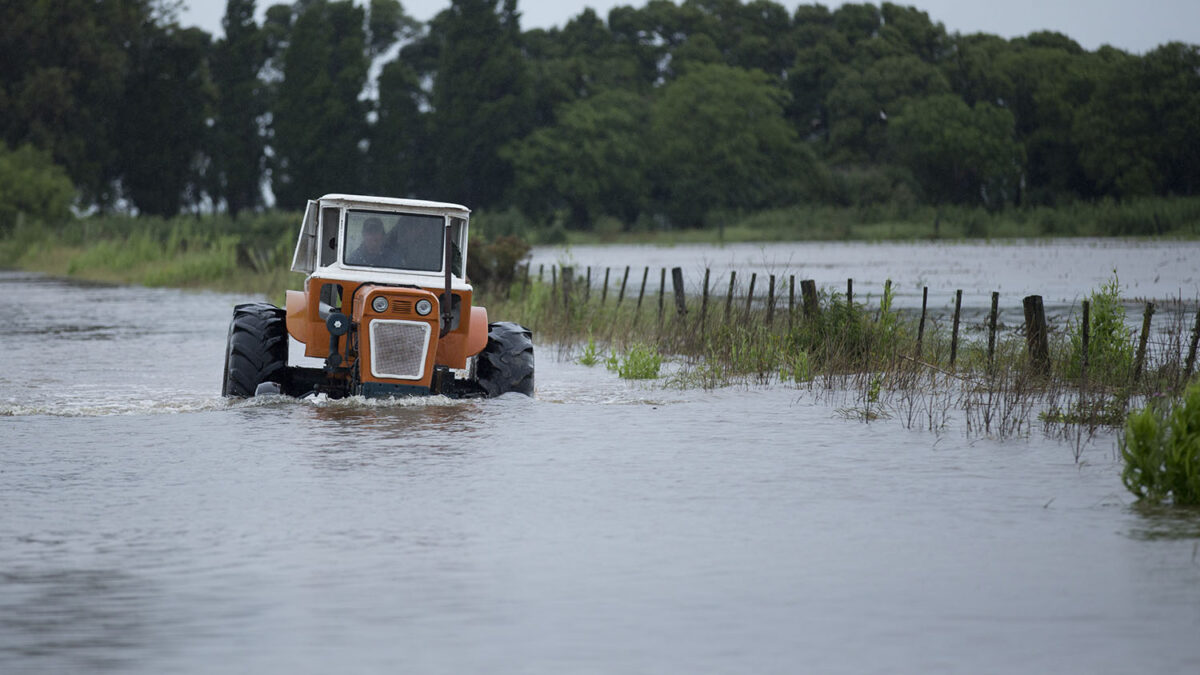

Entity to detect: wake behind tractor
[221,194,534,399]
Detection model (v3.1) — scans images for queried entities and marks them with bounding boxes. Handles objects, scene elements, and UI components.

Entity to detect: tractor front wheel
[222,302,289,397]
[475,322,534,397]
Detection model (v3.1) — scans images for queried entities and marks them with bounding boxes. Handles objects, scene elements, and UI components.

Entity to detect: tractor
[221,194,533,399]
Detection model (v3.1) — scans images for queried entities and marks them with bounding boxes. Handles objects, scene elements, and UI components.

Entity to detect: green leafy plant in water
[608,343,662,380]
[578,336,601,367]
[1068,273,1135,384]
[1120,382,1200,505]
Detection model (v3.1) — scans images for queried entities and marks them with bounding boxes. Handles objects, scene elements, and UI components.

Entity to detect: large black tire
[475,322,534,397]
[222,302,289,397]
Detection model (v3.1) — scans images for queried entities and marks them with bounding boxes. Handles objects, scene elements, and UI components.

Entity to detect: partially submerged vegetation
[483,270,1200,452]
[1121,382,1200,506]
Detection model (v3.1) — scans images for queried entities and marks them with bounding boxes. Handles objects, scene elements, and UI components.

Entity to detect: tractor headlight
[415,299,433,316]
[372,296,389,313]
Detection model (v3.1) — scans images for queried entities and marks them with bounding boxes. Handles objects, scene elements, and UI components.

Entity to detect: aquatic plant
[1066,274,1135,384]
[1121,382,1200,505]
[608,344,662,380]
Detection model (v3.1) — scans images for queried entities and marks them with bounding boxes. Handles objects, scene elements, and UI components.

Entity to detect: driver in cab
[348,217,389,267]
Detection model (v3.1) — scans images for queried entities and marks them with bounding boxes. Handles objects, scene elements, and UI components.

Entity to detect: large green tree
[270,0,371,210]
[1073,43,1200,198]
[504,90,652,227]
[0,0,152,205]
[115,24,214,216]
[888,94,1023,208]
[211,0,268,216]
[651,63,814,226]
[421,0,533,207]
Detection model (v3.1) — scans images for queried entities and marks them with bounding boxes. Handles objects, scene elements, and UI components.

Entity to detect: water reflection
[1125,503,1200,541]
[0,568,151,671]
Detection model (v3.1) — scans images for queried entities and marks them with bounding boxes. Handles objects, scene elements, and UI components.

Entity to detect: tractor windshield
[343,210,444,272]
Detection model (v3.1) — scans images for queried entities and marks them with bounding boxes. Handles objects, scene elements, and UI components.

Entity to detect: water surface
[1,261,1198,674]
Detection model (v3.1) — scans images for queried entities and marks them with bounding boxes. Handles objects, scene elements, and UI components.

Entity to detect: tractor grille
[369,320,430,380]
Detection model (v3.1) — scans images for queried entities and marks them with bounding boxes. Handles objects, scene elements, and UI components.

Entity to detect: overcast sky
[179,0,1200,54]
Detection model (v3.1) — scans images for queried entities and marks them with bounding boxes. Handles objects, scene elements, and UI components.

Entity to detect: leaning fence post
[1023,295,1050,371]
[551,265,558,298]
[699,268,711,329]
[601,267,610,306]
[744,272,757,320]
[1133,302,1155,383]
[950,289,963,369]
[801,279,818,318]
[538,263,544,283]
[617,265,630,306]
[634,266,649,324]
[725,270,737,322]
[987,291,1000,370]
[672,267,687,317]
[1185,307,1200,382]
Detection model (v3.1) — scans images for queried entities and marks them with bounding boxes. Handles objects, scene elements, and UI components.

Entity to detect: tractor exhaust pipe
[440,223,453,337]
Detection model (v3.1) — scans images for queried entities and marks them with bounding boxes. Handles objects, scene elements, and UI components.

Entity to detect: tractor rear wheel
[475,322,534,397]
[222,302,289,397]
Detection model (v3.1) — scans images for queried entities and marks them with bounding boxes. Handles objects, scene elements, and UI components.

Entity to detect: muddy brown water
[2,243,1200,673]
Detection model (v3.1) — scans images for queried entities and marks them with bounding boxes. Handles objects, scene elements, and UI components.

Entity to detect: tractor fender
[285,290,310,345]
[465,306,489,357]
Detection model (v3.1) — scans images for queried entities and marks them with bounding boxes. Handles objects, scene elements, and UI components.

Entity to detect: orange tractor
[222,194,533,399]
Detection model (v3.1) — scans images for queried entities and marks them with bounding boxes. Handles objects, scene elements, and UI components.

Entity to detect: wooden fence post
[601,267,610,306]
[1023,295,1050,371]
[846,278,853,306]
[585,267,592,304]
[788,275,795,330]
[658,268,666,324]
[987,291,1000,370]
[766,274,777,326]
[617,265,630,306]
[1133,302,1155,383]
[699,268,711,329]
[672,267,687,317]
[916,286,928,357]
[801,279,818,318]
[634,266,649,324]
[744,272,757,320]
[1080,299,1091,380]
[1185,307,1200,381]
[562,266,573,310]
[950,289,963,368]
[725,270,737,322]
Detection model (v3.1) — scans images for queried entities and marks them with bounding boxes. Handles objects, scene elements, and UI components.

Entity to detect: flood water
[3,240,1200,674]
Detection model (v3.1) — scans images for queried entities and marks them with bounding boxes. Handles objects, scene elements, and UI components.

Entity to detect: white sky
[179,0,1200,54]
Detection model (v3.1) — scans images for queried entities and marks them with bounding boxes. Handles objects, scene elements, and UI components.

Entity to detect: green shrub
[1121,382,1200,505]
[608,343,662,379]
[1066,274,1135,383]
[0,143,75,231]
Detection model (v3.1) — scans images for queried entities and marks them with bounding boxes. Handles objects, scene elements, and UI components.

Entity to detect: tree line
[2,0,1198,231]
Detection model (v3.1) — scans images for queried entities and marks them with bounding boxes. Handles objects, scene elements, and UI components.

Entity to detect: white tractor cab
[221,194,534,399]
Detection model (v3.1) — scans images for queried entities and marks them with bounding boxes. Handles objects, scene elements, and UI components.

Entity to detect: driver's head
[363,218,385,249]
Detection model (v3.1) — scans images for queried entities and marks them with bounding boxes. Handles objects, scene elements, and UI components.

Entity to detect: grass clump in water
[607,344,662,380]
[1121,382,1200,505]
